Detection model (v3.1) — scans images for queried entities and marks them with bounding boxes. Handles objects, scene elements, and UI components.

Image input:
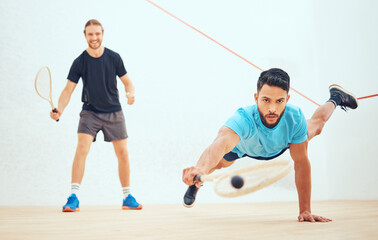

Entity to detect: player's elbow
[293,157,311,172]
[216,127,240,153]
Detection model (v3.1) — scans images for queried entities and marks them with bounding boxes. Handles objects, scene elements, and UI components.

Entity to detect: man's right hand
[182,166,205,188]
[50,108,62,121]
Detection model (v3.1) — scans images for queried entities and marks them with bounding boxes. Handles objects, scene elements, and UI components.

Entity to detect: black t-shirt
[67,48,127,113]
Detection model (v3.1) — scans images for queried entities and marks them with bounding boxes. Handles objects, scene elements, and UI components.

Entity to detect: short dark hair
[84,19,104,34]
[257,68,290,93]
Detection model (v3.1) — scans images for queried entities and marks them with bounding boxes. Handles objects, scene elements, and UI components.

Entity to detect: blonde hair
[84,19,104,34]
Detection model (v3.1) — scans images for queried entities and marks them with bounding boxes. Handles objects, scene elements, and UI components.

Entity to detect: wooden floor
[0,201,377,240]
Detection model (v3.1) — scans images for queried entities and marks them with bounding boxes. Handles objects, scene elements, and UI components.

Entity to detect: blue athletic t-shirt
[67,48,127,113]
[224,104,308,158]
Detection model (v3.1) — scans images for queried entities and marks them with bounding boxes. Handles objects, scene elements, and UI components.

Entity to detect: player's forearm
[294,158,312,213]
[196,138,229,174]
[122,75,135,94]
[57,90,72,113]
[125,83,135,94]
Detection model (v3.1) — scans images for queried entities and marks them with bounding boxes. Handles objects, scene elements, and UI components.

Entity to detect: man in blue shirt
[51,19,142,212]
[182,68,358,222]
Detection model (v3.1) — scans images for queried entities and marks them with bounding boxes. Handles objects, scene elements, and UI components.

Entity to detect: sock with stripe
[71,183,80,195]
[123,187,131,199]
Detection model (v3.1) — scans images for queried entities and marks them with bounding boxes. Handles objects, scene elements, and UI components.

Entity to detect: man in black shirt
[51,19,142,211]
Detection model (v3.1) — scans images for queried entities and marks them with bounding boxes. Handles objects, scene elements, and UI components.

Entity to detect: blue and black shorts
[223,147,289,162]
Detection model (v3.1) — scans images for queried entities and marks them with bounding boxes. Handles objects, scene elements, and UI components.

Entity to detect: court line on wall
[145,0,377,105]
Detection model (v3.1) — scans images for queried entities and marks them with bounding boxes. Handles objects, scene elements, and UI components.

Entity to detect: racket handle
[52,108,59,122]
[193,175,203,182]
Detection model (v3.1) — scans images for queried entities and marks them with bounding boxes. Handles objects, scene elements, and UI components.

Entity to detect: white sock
[123,187,131,199]
[71,183,80,195]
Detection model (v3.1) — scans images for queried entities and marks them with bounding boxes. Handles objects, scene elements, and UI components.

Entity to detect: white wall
[0,0,377,206]
[312,0,378,199]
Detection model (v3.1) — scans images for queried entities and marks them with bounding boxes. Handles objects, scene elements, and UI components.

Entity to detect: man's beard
[258,107,285,129]
[88,41,101,50]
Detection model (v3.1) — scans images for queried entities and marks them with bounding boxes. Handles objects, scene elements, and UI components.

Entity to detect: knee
[214,162,223,170]
[314,122,325,136]
[308,119,325,138]
[76,143,90,157]
[215,161,229,170]
[117,149,129,162]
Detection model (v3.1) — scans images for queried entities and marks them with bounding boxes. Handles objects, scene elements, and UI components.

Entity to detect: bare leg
[112,139,130,187]
[208,158,235,174]
[71,133,94,183]
[307,102,335,141]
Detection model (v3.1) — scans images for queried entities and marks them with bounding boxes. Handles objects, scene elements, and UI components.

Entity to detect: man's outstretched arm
[289,141,332,222]
[182,126,240,187]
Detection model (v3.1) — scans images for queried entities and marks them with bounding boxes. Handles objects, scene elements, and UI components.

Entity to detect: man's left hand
[298,211,332,222]
[126,92,135,105]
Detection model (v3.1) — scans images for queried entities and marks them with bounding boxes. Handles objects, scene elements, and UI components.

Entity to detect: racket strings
[214,163,292,198]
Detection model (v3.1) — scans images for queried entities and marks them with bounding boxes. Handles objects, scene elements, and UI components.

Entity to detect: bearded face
[254,84,289,128]
[84,25,103,50]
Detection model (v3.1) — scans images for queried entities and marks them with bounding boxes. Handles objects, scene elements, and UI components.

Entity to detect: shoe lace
[331,92,349,111]
[67,195,76,204]
[126,194,136,202]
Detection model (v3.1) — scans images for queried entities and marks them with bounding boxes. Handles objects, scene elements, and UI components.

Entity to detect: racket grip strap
[52,108,60,122]
[193,175,203,182]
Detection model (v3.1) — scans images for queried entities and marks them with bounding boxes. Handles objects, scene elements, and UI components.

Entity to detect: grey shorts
[78,110,128,142]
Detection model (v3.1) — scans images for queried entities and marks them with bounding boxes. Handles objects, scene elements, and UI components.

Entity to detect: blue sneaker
[122,194,142,210]
[62,194,80,212]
